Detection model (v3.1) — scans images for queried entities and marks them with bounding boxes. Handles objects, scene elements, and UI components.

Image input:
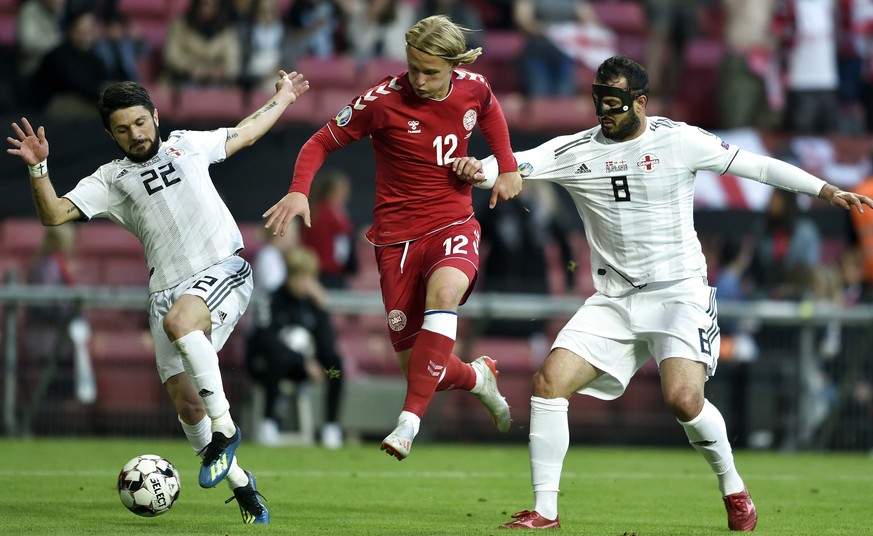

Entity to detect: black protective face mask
[592,84,637,116]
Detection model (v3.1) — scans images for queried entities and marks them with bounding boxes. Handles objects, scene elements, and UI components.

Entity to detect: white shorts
[553,278,720,400]
[148,255,253,383]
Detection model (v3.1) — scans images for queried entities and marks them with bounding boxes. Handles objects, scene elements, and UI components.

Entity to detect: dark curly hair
[97,81,156,130]
[594,55,649,96]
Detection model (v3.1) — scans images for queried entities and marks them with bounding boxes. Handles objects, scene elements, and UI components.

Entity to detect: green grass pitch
[0,438,871,535]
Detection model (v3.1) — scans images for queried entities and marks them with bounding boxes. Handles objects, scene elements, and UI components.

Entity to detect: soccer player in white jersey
[451,55,873,531]
[6,71,310,524]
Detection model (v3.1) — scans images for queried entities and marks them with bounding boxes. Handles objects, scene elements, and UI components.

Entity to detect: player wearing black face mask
[592,82,648,142]
[451,54,873,532]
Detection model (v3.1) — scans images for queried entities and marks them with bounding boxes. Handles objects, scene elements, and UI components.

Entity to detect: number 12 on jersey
[433,135,459,166]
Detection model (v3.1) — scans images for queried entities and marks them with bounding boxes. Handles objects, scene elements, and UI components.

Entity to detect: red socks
[402,334,476,416]
[436,354,476,392]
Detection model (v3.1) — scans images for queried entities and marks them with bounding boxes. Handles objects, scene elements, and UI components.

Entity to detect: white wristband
[28,159,48,178]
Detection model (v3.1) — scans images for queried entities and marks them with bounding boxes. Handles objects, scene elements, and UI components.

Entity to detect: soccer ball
[117,454,181,517]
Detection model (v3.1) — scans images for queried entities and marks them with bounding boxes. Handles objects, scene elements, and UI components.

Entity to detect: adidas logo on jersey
[217,311,227,323]
[198,389,214,398]
[575,164,591,174]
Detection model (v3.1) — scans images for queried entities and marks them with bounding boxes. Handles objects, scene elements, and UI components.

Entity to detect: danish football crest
[388,309,407,331]
[463,109,477,131]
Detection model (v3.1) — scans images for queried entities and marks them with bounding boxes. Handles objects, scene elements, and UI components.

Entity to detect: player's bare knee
[163,309,201,341]
[663,387,703,421]
[428,285,463,310]
[532,368,566,399]
[162,310,185,341]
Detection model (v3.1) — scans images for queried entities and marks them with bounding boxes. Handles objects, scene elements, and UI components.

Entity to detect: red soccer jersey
[291,69,517,245]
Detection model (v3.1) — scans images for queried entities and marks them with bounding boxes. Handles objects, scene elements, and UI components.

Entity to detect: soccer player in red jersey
[263,15,523,460]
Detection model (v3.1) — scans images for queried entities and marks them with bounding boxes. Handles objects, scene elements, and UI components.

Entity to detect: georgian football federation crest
[388,309,407,332]
[335,105,353,127]
[463,109,477,131]
[636,154,660,172]
[166,147,185,158]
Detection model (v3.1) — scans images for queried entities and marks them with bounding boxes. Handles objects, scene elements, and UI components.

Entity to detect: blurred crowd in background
[5,0,873,134]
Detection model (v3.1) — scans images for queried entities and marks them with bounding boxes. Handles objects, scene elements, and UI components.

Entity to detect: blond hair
[284,247,319,278]
[405,15,481,65]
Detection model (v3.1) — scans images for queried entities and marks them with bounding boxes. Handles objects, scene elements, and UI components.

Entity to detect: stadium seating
[76,221,144,258]
[136,16,171,51]
[292,55,359,92]
[336,327,397,377]
[668,38,724,128]
[477,30,525,94]
[146,83,176,117]
[101,257,151,287]
[360,59,408,88]
[91,329,163,413]
[247,86,315,125]
[313,87,359,122]
[468,336,535,374]
[173,86,248,123]
[1,218,45,255]
[518,96,598,133]
[0,0,722,130]
[493,92,526,128]
[0,218,45,282]
[590,1,647,36]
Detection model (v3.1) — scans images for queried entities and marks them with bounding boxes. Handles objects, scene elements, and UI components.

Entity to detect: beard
[602,112,641,141]
[121,124,161,163]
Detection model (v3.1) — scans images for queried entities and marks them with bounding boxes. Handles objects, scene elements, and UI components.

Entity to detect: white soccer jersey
[483,117,739,296]
[65,129,244,293]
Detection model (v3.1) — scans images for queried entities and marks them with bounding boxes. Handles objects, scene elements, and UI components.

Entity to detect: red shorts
[376,219,481,352]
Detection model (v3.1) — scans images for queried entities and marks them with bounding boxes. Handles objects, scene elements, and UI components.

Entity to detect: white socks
[178,415,247,489]
[179,414,211,453]
[680,399,745,496]
[529,396,569,520]
[525,395,744,523]
[174,330,235,436]
[225,456,248,489]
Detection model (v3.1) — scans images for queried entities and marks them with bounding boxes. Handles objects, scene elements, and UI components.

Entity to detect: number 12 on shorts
[442,229,480,256]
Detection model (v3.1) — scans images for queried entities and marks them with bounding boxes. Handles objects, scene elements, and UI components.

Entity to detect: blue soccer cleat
[226,470,270,524]
[198,425,241,488]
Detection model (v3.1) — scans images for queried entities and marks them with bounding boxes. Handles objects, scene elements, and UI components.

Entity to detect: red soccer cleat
[472,356,512,433]
[723,488,758,531]
[499,510,560,529]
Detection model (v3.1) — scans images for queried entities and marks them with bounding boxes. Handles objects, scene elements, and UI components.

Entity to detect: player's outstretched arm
[262,191,311,236]
[6,117,80,225]
[727,149,873,213]
[225,70,310,158]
